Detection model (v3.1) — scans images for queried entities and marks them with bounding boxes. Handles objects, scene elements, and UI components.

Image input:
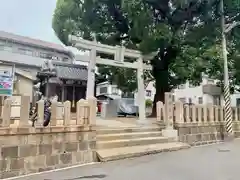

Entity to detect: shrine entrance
[69,35,153,121]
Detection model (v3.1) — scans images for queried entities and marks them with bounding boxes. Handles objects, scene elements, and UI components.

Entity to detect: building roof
[0,31,71,54]
[53,62,88,81]
[96,94,120,100]
[0,59,88,81]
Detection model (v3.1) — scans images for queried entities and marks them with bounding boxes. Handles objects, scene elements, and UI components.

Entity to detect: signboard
[0,65,14,96]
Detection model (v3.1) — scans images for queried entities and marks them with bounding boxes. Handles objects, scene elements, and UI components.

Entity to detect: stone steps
[97,136,174,149]
[96,126,190,161]
[97,142,190,162]
[96,127,162,135]
[97,131,162,141]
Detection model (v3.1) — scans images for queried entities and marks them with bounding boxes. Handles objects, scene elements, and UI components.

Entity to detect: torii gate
[69,35,152,121]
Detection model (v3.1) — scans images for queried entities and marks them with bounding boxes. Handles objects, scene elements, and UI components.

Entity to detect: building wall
[173,78,212,105]
[97,77,240,107]
[96,82,122,98]
[16,75,34,102]
[0,38,73,63]
[134,81,155,102]
[96,81,155,101]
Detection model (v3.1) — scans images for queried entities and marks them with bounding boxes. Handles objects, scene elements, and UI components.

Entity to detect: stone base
[162,128,178,141]
[224,133,235,142]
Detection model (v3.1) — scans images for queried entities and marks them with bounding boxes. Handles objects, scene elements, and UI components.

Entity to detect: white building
[96,81,155,101]
[96,76,240,107]
[0,31,88,110]
[174,76,240,106]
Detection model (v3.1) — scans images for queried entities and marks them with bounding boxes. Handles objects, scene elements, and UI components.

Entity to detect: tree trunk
[149,70,169,117]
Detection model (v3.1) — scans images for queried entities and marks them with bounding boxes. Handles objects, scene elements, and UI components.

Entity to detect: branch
[144,71,154,88]
[225,21,240,33]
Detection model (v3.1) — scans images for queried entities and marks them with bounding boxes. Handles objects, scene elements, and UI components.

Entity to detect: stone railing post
[191,105,197,123]
[184,104,190,123]
[162,92,178,141]
[156,101,164,121]
[35,100,44,126]
[203,106,208,122]
[175,101,184,123]
[19,95,30,126]
[77,99,85,125]
[164,92,174,128]
[208,104,214,122]
[214,106,219,122]
[196,105,202,123]
[63,101,71,126]
[0,96,4,118]
[50,101,57,126]
[2,99,11,127]
[100,102,107,119]
[234,107,238,121]
[88,97,97,125]
[219,106,224,122]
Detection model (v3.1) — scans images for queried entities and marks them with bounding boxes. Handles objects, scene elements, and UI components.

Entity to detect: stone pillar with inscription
[162,92,178,141]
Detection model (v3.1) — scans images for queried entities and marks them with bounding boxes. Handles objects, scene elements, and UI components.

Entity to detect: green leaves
[52,0,240,95]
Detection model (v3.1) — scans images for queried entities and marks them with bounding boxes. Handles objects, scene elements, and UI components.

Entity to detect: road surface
[10,139,240,180]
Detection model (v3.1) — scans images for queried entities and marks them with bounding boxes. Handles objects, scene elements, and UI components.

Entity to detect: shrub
[145,99,153,107]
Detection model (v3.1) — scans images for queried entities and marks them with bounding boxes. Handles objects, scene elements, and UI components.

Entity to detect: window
[40,52,47,58]
[179,98,186,103]
[207,79,214,84]
[112,87,118,95]
[100,87,107,94]
[62,57,69,62]
[198,97,203,104]
[189,98,192,104]
[51,56,58,61]
[122,92,134,98]
[146,90,151,97]
[46,53,54,60]
[236,98,240,107]
[213,95,220,105]
[17,47,33,55]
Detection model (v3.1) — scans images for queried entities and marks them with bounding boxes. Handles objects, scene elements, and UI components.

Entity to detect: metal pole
[220,0,233,136]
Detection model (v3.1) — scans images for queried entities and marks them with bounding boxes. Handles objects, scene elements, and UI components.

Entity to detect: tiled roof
[0,31,69,53]
[53,62,88,81]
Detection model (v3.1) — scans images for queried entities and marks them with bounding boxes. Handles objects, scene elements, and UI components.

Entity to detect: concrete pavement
[8,139,240,180]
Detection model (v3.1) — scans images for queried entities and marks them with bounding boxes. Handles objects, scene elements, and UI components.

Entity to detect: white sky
[0,0,61,44]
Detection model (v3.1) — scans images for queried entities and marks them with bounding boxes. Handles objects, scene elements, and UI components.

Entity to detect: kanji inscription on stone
[165,92,174,128]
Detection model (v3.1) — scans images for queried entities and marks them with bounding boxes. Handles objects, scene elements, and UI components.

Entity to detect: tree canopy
[53,0,240,116]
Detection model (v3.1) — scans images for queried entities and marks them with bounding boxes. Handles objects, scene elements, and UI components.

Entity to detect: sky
[0,0,62,44]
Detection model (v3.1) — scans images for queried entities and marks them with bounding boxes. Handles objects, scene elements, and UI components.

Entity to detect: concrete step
[97,136,175,149]
[96,142,190,162]
[97,127,161,135]
[97,131,162,141]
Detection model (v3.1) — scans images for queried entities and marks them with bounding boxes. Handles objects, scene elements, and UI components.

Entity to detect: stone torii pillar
[137,57,146,122]
[86,37,97,99]
[69,35,149,122]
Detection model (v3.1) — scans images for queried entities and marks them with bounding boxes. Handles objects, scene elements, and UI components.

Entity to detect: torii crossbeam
[69,35,153,121]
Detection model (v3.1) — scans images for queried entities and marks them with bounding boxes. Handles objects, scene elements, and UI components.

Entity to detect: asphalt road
[10,139,240,180]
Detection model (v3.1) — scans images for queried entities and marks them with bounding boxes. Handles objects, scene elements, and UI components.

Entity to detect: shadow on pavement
[44,174,107,180]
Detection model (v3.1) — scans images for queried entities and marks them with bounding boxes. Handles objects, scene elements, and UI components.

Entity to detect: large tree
[53,0,240,116]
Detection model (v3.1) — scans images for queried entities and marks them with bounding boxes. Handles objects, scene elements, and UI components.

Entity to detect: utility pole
[220,0,233,137]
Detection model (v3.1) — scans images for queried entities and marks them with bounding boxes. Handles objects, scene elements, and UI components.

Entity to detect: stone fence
[0,95,97,179]
[156,93,240,146]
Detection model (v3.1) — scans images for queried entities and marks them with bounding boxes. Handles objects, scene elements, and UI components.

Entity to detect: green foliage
[145,99,153,107]
[52,0,240,98]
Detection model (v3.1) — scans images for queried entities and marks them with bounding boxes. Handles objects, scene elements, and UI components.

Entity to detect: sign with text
[0,65,14,96]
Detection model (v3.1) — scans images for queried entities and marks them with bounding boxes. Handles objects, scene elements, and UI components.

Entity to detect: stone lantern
[36,60,62,98]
